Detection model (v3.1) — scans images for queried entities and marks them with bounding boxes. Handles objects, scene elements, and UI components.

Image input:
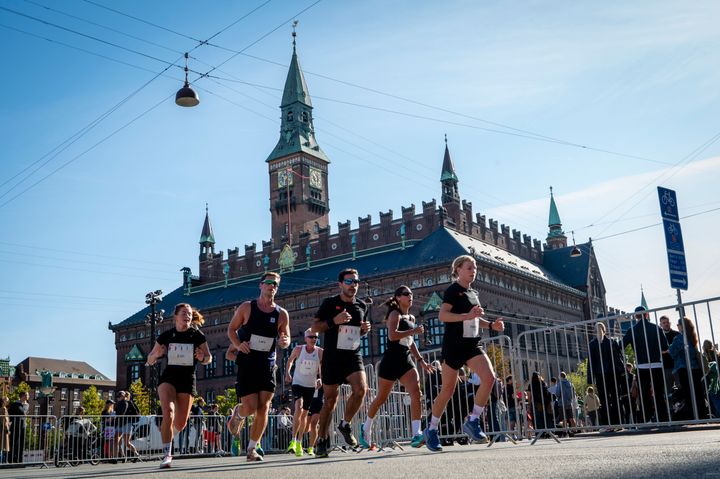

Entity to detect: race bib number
[298,359,317,376]
[250,334,274,352]
[337,325,361,350]
[168,343,194,366]
[463,318,480,338]
[400,335,414,347]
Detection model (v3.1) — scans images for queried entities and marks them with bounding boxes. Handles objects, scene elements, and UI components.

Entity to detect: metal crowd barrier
[419,335,520,445]
[513,296,720,441]
[1,414,58,468]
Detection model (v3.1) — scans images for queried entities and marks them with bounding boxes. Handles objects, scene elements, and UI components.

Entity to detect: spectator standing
[660,315,680,392]
[0,396,9,464]
[668,317,708,419]
[702,340,720,417]
[588,322,626,426]
[556,372,577,433]
[100,400,116,460]
[205,403,224,455]
[584,387,601,427]
[8,391,28,464]
[622,306,670,422]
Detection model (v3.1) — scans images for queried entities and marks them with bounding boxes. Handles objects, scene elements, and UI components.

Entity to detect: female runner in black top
[146,303,211,468]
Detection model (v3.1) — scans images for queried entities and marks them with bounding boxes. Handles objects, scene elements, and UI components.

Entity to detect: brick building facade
[110,40,608,402]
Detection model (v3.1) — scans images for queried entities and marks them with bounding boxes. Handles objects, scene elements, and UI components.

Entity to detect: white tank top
[292,346,321,388]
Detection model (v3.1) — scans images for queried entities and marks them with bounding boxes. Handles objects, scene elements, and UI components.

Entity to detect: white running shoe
[160,455,172,468]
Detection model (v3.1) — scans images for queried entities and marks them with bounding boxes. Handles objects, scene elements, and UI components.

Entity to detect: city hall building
[110,41,608,402]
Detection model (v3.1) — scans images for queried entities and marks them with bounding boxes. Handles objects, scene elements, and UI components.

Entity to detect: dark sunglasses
[398,291,413,297]
[307,335,318,339]
[262,279,279,286]
[342,278,360,285]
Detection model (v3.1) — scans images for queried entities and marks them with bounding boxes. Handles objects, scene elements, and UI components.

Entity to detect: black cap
[105,399,115,404]
[634,306,647,312]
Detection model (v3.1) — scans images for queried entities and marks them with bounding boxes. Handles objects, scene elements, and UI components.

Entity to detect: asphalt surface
[2,427,720,479]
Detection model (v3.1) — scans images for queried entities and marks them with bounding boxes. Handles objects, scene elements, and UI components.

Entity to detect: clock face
[309,168,322,189]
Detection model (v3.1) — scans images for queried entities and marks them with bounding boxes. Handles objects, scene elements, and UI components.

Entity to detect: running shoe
[337,422,358,447]
[246,448,263,462]
[424,428,443,452]
[359,429,371,449]
[462,417,488,443]
[287,439,297,454]
[316,437,330,458]
[410,433,425,448]
[255,443,265,457]
[159,455,172,468]
[294,440,304,457]
[306,446,315,456]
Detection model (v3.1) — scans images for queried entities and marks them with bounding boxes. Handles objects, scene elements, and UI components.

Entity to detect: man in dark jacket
[8,392,28,464]
[588,322,627,426]
[622,306,670,422]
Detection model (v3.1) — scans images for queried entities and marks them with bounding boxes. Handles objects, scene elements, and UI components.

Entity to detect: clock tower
[266,33,330,246]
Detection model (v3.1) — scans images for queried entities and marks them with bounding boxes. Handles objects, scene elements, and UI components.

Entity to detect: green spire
[265,27,329,164]
[640,285,648,309]
[199,203,215,245]
[440,134,458,182]
[548,186,562,228]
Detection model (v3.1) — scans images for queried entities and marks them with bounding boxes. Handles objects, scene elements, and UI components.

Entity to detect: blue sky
[1,0,719,380]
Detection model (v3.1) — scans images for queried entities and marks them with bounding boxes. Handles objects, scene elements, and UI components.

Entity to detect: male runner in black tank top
[311,268,371,457]
[227,272,290,462]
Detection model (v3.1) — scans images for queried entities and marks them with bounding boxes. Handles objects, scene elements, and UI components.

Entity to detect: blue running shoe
[255,443,265,457]
[424,428,442,452]
[410,433,425,448]
[462,417,488,443]
[359,429,371,449]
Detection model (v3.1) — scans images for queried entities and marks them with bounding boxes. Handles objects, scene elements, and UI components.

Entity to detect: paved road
[2,427,720,479]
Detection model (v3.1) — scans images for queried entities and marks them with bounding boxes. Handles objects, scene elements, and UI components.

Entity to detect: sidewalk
[2,426,719,479]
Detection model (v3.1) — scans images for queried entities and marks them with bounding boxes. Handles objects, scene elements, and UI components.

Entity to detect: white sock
[469,405,485,421]
[429,415,441,431]
[248,439,257,451]
[162,442,172,457]
[411,419,422,436]
[363,417,374,437]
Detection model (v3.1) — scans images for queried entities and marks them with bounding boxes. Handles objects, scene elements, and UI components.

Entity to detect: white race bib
[167,343,194,366]
[463,318,480,338]
[337,325,361,350]
[400,335,414,347]
[250,334,274,352]
[298,359,317,376]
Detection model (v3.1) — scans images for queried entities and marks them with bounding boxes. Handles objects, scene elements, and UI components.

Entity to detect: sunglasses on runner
[262,279,279,286]
[342,279,360,285]
[398,291,413,297]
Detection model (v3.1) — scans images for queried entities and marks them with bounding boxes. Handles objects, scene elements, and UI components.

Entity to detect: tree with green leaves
[82,385,104,416]
[129,379,151,415]
[9,381,30,401]
[216,388,238,416]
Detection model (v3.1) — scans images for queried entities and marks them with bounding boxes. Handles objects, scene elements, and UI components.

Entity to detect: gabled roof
[124,345,146,362]
[113,227,585,330]
[542,242,592,288]
[18,357,110,381]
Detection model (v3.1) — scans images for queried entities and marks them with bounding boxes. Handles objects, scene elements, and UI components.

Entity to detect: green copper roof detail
[548,187,562,228]
[422,291,444,313]
[640,286,648,309]
[281,47,312,108]
[124,344,145,362]
[440,137,458,182]
[199,204,215,245]
[279,243,296,272]
[266,39,329,164]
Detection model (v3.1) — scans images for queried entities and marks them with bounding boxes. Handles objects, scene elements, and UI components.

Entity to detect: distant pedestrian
[8,391,28,464]
[584,387,601,427]
[0,396,10,464]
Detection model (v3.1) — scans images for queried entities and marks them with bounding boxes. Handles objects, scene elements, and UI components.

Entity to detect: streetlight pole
[145,290,163,414]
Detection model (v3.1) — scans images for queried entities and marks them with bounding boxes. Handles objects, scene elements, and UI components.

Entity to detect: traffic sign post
[658,187,688,316]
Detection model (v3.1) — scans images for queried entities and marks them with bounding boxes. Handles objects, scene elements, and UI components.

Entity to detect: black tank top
[385,313,415,354]
[237,300,280,364]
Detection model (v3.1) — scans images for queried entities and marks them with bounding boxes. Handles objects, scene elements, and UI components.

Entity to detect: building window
[287,111,293,122]
[206,390,216,403]
[205,355,216,378]
[72,389,79,401]
[34,405,40,416]
[223,358,235,376]
[61,388,67,400]
[360,335,370,357]
[128,363,142,384]
[60,405,67,417]
[302,111,308,122]
[378,327,388,355]
[427,317,444,345]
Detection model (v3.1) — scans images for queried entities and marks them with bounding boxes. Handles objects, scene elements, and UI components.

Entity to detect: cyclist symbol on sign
[667,223,678,243]
[661,191,675,208]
